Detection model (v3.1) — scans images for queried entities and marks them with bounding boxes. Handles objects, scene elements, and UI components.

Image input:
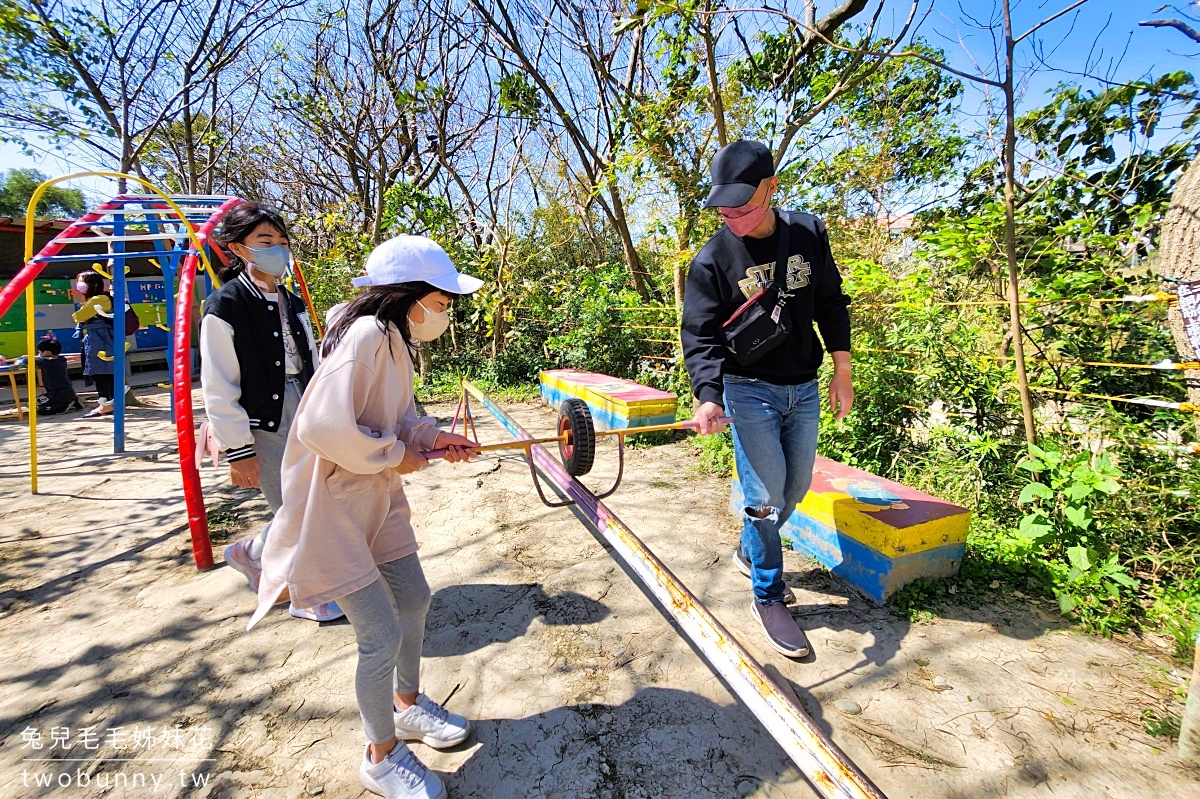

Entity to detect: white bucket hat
[352,235,483,294]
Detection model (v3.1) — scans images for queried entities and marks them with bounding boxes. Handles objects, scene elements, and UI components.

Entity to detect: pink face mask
[720,194,770,237]
[75,281,89,294]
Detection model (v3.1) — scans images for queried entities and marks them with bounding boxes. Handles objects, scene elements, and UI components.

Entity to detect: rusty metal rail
[460,380,887,799]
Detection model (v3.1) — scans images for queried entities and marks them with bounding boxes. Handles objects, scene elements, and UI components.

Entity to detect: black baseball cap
[704,140,775,208]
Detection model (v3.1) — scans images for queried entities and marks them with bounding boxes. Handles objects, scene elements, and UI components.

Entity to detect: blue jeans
[724,375,820,604]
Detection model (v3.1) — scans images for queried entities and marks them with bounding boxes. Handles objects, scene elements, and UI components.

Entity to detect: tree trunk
[701,7,727,148]
[1182,637,1200,763]
[606,184,652,300]
[417,343,429,379]
[1002,0,1037,448]
[119,137,134,194]
[1155,155,1200,434]
[491,306,505,358]
[206,81,218,195]
[182,78,197,194]
[674,213,694,312]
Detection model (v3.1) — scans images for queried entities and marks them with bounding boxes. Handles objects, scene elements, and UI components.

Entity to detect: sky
[927,0,1199,126]
[1,0,1196,210]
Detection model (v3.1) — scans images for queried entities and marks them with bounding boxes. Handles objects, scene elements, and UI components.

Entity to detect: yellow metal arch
[22,171,223,493]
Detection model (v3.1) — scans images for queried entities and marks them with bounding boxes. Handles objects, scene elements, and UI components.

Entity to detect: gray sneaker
[751,600,810,658]
[734,549,796,604]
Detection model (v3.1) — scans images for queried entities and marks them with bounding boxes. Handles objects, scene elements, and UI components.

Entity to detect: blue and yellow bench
[733,457,970,603]
[540,370,967,601]
[540,369,678,430]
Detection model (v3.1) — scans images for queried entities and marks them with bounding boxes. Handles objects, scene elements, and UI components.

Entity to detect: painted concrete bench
[539,369,678,430]
[733,456,970,603]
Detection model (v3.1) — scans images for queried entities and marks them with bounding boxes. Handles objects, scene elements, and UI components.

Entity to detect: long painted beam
[461,380,887,799]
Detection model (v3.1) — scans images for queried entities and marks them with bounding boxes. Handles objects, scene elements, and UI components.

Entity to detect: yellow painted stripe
[579,390,677,417]
[797,490,971,558]
[542,372,673,405]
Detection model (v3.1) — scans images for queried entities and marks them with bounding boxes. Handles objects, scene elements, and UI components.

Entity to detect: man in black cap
[681,139,852,658]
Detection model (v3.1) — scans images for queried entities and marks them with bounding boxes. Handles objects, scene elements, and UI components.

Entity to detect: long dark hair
[76,271,108,300]
[322,281,449,359]
[212,202,289,283]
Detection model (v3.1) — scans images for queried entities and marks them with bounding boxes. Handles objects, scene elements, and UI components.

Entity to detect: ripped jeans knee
[744,504,781,523]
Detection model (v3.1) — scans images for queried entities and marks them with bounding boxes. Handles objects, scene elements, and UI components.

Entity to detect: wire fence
[616,285,1199,453]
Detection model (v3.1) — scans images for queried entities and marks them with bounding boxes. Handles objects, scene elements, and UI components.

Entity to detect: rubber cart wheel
[558,399,596,477]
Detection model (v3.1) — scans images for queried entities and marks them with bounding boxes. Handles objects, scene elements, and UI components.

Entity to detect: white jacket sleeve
[200,316,255,461]
[292,359,408,474]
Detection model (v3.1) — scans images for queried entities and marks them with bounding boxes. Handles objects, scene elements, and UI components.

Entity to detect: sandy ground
[0,387,1195,799]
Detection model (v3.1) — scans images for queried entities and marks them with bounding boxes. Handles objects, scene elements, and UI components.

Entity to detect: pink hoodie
[247,316,441,629]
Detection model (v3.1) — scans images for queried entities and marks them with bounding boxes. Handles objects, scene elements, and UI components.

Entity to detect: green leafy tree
[779,40,966,261]
[1017,71,1200,240]
[0,168,84,218]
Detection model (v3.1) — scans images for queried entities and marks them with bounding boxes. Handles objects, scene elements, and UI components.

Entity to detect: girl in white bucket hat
[248,235,481,799]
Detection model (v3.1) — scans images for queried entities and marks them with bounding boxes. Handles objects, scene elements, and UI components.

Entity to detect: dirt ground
[0,385,1196,799]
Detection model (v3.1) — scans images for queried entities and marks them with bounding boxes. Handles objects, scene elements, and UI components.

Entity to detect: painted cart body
[733,456,970,603]
[540,369,677,430]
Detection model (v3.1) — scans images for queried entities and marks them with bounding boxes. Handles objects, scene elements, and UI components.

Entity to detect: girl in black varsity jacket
[200,202,341,622]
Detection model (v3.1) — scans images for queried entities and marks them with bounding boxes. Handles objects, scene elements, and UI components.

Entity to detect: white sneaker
[288,601,345,622]
[394,694,471,749]
[223,538,262,592]
[360,741,445,799]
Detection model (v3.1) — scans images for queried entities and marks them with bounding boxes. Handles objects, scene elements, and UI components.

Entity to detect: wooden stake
[1181,635,1200,762]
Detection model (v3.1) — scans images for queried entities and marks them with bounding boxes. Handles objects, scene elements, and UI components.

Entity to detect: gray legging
[338,554,432,744]
[250,376,302,514]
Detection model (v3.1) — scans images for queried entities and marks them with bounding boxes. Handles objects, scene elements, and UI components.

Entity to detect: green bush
[691,428,735,477]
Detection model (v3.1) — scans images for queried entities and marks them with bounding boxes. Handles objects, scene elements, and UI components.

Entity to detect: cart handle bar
[423,434,567,460]
[596,417,732,437]
[421,416,733,461]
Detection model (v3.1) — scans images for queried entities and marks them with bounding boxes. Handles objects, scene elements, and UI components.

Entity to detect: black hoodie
[681,210,851,406]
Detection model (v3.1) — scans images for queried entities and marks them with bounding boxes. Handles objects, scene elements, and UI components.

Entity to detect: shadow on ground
[424,583,610,657]
[448,687,801,799]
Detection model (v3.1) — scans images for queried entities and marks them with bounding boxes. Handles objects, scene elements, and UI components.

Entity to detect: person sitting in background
[34,337,82,415]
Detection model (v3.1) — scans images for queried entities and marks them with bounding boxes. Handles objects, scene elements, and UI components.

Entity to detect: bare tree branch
[1140,18,1200,44]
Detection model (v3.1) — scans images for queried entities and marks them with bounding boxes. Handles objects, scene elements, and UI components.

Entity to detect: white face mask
[408,298,450,342]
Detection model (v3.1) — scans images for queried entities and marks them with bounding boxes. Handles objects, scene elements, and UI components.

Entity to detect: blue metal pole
[144,210,182,422]
[111,213,127,454]
[163,260,177,421]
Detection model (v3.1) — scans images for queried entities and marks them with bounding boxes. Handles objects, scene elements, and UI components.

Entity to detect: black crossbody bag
[720,212,793,365]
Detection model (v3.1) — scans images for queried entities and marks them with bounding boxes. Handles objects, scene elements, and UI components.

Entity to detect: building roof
[0,217,97,235]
